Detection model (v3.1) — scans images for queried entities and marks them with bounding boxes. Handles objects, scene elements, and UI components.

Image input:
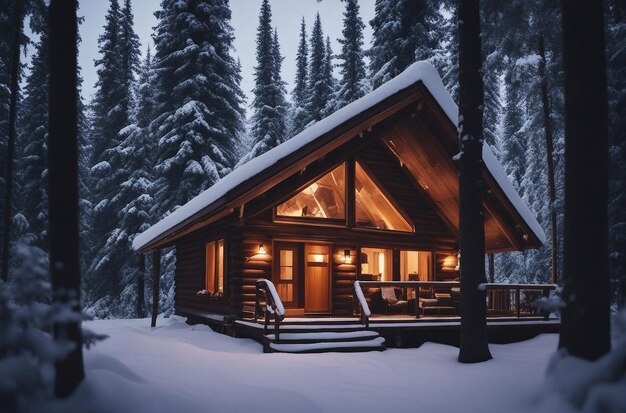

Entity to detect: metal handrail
[354,280,558,322]
[255,279,285,341]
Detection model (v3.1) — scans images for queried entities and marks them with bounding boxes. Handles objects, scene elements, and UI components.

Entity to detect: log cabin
[133,62,557,352]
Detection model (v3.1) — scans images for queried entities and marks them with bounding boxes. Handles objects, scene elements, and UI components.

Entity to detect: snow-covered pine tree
[244,0,287,163]
[368,0,438,90]
[119,0,140,120]
[305,13,333,124]
[321,36,336,116]
[429,3,458,101]
[85,0,140,316]
[16,9,49,250]
[289,18,309,137]
[151,0,245,313]
[606,0,626,306]
[101,47,156,318]
[333,0,367,110]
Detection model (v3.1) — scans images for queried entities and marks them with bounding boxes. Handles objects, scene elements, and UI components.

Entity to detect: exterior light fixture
[258,243,266,255]
[442,255,457,271]
[344,249,350,264]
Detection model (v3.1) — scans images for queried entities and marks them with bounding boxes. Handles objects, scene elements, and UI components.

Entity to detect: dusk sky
[45,0,376,105]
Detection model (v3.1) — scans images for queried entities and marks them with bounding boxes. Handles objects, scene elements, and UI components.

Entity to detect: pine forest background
[0,0,624,319]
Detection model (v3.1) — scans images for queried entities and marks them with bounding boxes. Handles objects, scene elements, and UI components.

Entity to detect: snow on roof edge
[133,61,545,251]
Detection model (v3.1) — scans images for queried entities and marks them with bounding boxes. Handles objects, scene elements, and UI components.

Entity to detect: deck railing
[255,279,285,341]
[354,280,558,325]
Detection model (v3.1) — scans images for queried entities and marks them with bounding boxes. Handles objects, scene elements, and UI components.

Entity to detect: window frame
[273,162,348,226]
[203,237,227,300]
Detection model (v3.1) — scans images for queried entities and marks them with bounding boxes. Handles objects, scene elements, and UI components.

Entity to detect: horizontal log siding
[231,230,272,315]
[332,246,357,316]
[174,219,232,316]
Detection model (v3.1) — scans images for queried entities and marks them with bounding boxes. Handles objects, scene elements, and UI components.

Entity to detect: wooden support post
[151,249,161,327]
[137,254,145,317]
[488,253,495,283]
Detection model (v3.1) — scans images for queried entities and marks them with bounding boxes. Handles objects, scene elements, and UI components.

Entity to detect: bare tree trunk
[1,0,24,282]
[457,0,492,363]
[151,249,160,327]
[537,35,559,285]
[49,0,84,397]
[559,0,611,360]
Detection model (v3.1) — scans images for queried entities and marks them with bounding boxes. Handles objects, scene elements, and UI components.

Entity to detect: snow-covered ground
[36,316,615,413]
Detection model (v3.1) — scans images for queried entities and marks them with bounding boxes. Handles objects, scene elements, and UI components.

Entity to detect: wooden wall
[332,246,357,316]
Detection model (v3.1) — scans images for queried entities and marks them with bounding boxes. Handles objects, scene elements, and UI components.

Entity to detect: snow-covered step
[269,337,386,354]
[264,330,379,344]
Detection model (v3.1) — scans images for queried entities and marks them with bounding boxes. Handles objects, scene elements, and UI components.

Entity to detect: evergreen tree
[245,0,287,163]
[16,13,49,250]
[606,0,626,306]
[119,0,140,119]
[289,18,309,137]
[334,0,367,109]
[151,0,245,312]
[368,0,438,90]
[85,0,140,315]
[97,48,155,318]
[305,14,332,123]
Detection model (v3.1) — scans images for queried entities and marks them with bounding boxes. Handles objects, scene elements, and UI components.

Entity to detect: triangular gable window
[355,161,413,232]
[276,164,346,219]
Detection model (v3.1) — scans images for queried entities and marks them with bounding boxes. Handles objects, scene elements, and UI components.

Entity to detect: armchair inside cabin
[373,286,409,314]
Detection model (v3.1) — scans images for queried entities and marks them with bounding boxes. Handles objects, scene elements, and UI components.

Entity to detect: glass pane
[355,162,412,231]
[400,250,430,281]
[276,164,345,219]
[217,240,224,293]
[280,250,293,266]
[360,247,392,281]
[205,241,216,293]
[280,266,293,280]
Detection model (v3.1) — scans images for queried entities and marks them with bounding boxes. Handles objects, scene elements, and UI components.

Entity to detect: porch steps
[262,326,385,353]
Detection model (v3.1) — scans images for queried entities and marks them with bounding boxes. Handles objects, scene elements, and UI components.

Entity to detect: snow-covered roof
[133,61,545,251]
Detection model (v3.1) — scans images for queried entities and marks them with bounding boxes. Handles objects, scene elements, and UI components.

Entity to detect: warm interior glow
[360,247,392,281]
[442,255,458,271]
[400,250,432,282]
[205,239,224,295]
[276,164,346,219]
[308,253,327,263]
[355,162,412,232]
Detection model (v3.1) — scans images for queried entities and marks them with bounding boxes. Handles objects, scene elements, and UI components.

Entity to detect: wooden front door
[304,244,331,313]
[273,242,302,307]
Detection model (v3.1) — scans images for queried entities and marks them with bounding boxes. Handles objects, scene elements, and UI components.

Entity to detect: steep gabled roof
[133,61,545,252]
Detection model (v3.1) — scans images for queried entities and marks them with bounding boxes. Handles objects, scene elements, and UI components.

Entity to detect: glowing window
[355,162,412,231]
[276,164,345,219]
[205,239,224,296]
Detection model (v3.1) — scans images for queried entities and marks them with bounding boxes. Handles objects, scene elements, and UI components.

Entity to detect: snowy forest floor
[36,317,599,413]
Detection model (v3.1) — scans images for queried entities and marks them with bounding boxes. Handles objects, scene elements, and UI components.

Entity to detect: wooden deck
[180,307,560,351]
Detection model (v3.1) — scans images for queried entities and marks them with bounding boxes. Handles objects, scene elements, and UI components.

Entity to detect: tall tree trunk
[559,0,610,360]
[1,0,24,282]
[49,0,84,396]
[457,0,492,363]
[537,35,559,285]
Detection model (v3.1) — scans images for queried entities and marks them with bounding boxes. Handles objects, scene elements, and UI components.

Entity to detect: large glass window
[355,162,412,232]
[205,239,224,296]
[360,247,393,281]
[276,164,346,219]
[400,250,432,281]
